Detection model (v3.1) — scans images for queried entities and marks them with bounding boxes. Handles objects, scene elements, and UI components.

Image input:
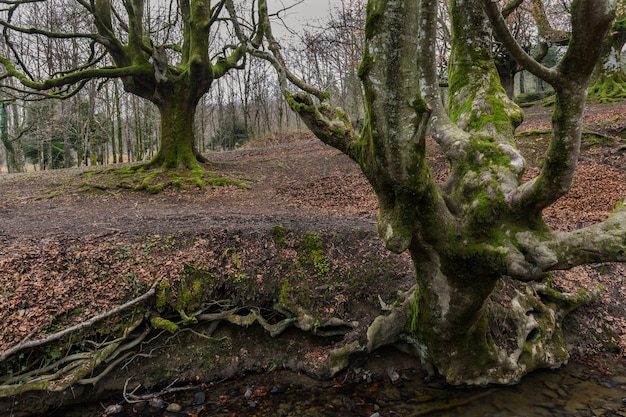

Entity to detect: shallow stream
[51,350,626,417]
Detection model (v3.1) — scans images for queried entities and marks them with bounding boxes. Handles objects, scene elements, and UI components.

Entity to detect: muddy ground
[1,102,626,415]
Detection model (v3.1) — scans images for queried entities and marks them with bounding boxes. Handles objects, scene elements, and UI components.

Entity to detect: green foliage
[211,116,250,150]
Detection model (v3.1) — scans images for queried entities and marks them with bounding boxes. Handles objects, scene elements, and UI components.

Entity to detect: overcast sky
[266,0,341,36]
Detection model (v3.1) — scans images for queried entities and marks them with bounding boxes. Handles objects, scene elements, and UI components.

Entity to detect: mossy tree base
[589,73,626,103]
[403,273,599,386]
[81,162,247,193]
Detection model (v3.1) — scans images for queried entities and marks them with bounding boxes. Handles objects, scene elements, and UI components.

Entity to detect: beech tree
[0,0,251,172]
[247,0,623,385]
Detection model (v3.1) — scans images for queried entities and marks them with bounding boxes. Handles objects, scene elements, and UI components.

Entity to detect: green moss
[156,279,171,310]
[81,164,247,194]
[363,0,385,39]
[150,315,179,333]
[589,73,626,103]
[176,273,205,312]
[278,279,293,307]
[278,275,313,311]
[271,225,288,247]
[141,174,165,193]
[300,232,331,279]
[447,0,522,136]
[469,136,511,169]
[278,279,311,310]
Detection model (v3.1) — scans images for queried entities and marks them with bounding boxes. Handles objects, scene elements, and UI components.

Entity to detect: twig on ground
[122,377,199,404]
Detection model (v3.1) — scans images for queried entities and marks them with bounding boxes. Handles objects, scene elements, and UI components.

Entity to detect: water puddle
[54,352,626,417]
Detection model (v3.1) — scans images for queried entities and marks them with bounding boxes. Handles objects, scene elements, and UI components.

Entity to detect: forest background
[0,0,360,173]
[0,0,582,174]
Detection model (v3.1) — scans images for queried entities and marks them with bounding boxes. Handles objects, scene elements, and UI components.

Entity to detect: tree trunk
[0,102,16,173]
[148,95,205,170]
[499,70,515,99]
[406,239,575,385]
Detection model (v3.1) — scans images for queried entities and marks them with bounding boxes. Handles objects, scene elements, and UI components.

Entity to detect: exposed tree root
[589,74,626,103]
[0,270,601,399]
[0,284,365,398]
[0,317,146,397]
[122,377,199,404]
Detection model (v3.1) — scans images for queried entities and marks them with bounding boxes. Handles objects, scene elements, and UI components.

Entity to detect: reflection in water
[73,353,626,416]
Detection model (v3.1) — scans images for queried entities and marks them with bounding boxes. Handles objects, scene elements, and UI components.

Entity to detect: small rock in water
[387,367,400,384]
[370,413,381,417]
[102,404,124,416]
[270,384,287,394]
[249,400,258,408]
[192,390,206,405]
[622,397,626,404]
[166,403,182,412]
[244,387,253,399]
[148,397,166,409]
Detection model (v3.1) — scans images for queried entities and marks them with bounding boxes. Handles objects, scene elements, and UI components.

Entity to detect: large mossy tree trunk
[147,89,206,170]
[259,0,624,385]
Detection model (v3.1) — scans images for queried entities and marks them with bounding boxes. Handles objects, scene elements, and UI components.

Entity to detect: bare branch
[483,0,558,83]
[0,56,149,92]
[506,0,616,212]
[234,0,329,101]
[529,0,569,44]
[419,0,471,160]
[512,203,626,274]
[501,0,524,18]
[0,18,99,40]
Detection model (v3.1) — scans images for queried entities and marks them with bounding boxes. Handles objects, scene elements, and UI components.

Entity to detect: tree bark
[149,94,205,170]
[0,102,14,173]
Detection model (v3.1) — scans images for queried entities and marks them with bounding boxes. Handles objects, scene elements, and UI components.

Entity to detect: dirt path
[0,138,377,242]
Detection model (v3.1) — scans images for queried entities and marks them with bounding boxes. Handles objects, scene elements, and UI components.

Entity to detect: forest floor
[0,101,626,403]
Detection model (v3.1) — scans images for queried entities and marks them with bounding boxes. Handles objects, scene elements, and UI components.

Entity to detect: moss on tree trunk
[148,97,206,171]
